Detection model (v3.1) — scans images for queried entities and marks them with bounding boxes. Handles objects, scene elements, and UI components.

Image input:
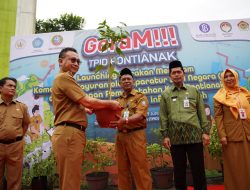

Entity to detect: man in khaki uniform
[0,77,30,190]
[110,68,152,190]
[51,47,121,190]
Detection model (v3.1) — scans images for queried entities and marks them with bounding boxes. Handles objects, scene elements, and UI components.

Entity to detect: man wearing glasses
[51,47,121,190]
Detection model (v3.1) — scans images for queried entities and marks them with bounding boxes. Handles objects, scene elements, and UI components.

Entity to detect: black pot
[86,172,109,190]
[206,175,224,184]
[150,167,173,189]
[31,176,48,190]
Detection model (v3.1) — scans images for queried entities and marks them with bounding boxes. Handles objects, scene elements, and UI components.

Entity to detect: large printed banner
[10,18,250,144]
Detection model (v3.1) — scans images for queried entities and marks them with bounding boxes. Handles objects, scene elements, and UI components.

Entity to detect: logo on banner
[32,37,44,48]
[199,23,210,33]
[237,21,249,31]
[51,35,63,46]
[220,22,232,33]
[15,39,26,49]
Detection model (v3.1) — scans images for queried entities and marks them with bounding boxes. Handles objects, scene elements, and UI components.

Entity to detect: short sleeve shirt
[117,89,148,129]
[52,72,87,127]
[0,96,30,139]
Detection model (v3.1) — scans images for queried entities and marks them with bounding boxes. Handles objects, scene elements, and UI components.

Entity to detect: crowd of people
[0,47,249,190]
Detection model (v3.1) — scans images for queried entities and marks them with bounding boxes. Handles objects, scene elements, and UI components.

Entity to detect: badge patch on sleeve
[141,101,146,106]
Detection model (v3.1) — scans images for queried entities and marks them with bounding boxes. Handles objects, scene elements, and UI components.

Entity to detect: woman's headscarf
[213,68,250,121]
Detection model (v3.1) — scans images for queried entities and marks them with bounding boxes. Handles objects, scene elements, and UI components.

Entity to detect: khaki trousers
[0,141,24,190]
[116,130,152,190]
[52,126,86,190]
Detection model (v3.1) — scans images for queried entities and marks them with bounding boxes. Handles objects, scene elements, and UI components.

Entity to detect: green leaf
[95,65,104,73]
[113,71,119,75]
[116,47,123,55]
[101,44,108,52]
[121,41,127,45]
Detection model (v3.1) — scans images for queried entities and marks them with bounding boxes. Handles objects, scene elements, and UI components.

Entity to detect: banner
[10,18,250,146]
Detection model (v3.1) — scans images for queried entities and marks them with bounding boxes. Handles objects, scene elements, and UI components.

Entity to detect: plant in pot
[28,149,57,190]
[207,123,224,184]
[84,137,115,190]
[94,20,129,128]
[147,128,174,189]
[22,162,32,189]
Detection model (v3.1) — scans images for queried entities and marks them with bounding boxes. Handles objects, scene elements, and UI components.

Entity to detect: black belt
[118,127,144,134]
[57,122,86,132]
[0,136,23,144]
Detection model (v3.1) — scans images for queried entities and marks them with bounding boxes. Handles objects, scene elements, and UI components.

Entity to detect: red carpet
[188,185,224,190]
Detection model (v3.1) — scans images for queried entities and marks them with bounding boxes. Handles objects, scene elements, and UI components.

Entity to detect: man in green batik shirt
[159,60,210,190]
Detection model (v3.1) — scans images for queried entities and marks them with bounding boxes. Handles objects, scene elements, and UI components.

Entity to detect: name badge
[183,99,190,108]
[239,108,247,119]
[123,110,129,119]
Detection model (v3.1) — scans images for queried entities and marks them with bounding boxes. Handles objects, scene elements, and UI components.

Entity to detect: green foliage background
[36,13,85,33]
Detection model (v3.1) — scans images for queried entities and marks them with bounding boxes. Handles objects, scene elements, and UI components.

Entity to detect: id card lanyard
[236,89,247,119]
[183,92,190,108]
[123,103,129,119]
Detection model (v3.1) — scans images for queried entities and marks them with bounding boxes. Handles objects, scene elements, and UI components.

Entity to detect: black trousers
[170,143,207,190]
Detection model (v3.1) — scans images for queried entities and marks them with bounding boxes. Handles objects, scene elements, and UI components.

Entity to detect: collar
[59,70,74,78]
[0,95,17,105]
[171,84,188,91]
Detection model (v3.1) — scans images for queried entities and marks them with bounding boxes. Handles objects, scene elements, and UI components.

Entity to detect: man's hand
[202,134,210,146]
[85,108,93,115]
[162,137,171,150]
[109,100,122,110]
[109,114,124,130]
[220,137,227,145]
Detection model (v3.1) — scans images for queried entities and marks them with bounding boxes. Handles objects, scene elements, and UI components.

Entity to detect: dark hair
[32,105,40,114]
[0,77,17,87]
[59,47,78,59]
[204,103,210,109]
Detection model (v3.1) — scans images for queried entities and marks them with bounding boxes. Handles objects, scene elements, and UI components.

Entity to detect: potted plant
[94,20,129,128]
[84,137,115,190]
[208,124,222,165]
[28,149,57,190]
[207,123,224,184]
[22,162,32,189]
[147,128,174,189]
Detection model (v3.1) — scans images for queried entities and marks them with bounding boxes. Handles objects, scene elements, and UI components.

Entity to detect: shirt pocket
[12,112,23,126]
[188,97,197,112]
[129,101,137,115]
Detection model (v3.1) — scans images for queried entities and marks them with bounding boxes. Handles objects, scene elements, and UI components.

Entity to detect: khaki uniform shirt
[159,84,209,144]
[52,72,87,127]
[117,89,148,129]
[214,99,250,141]
[0,96,30,139]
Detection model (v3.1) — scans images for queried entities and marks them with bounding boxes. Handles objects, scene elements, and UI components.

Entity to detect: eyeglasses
[67,57,81,65]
